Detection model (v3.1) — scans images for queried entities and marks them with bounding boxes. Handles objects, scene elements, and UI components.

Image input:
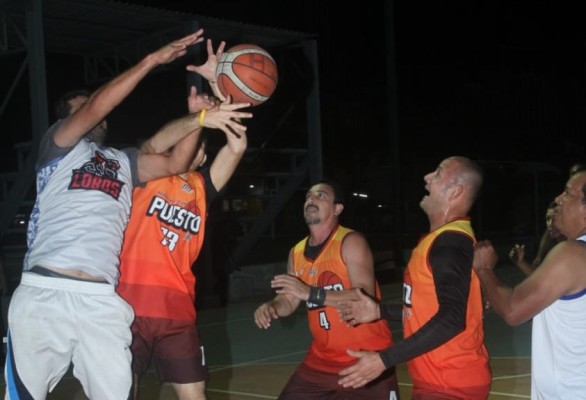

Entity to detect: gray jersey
[24,121,138,284]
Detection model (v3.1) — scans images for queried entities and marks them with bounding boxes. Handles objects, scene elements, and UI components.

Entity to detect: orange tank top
[403,219,490,393]
[117,172,207,321]
[292,225,394,373]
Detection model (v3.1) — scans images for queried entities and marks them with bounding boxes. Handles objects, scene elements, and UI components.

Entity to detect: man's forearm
[272,295,300,318]
[144,112,202,154]
[168,128,200,174]
[475,268,517,324]
[380,302,402,321]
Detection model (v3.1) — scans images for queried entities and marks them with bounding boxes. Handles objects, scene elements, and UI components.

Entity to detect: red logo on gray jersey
[69,150,125,199]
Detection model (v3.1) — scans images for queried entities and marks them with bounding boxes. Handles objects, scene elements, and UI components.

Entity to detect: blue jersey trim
[561,288,586,300]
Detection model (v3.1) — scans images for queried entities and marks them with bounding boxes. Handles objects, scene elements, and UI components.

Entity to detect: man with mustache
[4,30,252,400]
[254,179,400,399]
[474,170,586,399]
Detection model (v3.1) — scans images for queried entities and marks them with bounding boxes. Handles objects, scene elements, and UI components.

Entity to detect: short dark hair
[54,89,91,119]
[451,156,484,204]
[317,178,346,206]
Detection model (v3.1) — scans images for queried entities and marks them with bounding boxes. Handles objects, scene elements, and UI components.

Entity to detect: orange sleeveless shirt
[292,225,394,373]
[117,173,207,321]
[403,219,490,396]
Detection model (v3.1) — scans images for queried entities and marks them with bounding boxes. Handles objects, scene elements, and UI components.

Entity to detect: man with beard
[254,179,400,400]
[4,30,252,400]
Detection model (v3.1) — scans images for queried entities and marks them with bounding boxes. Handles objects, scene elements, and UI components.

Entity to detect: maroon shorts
[411,382,491,400]
[130,316,208,384]
[278,362,400,400]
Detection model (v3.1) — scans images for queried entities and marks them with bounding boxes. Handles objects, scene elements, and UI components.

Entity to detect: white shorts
[4,273,134,400]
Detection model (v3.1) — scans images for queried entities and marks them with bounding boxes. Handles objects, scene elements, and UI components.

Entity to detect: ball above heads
[215,44,278,107]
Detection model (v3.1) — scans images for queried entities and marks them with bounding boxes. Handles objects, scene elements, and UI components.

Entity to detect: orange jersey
[291,225,394,373]
[403,219,490,395]
[117,173,207,321]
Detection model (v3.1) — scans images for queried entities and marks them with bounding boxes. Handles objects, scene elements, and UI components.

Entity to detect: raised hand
[187,86,219,114]
[186,39,226,82]
[150,30,205,66]
[186,39,227,101]
[200,101,252,138]
[508,244,525,264]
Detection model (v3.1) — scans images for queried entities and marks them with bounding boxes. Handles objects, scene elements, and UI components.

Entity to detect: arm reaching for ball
[186,39,227,101]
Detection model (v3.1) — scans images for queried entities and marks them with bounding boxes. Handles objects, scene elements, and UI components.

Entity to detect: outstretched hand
[150,30,204,66]
[186,39,226,82]
[200,100,252,138]
[186,39,227,101]
[508,244,525,265]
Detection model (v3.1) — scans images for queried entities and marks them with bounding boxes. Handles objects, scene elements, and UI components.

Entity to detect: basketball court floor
[1,264,531,399]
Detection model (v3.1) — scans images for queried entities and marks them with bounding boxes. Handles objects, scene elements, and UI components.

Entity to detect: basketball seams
[217,60,277,83]
[228,62,278,83]
[222,48,275,63]
[217,63,269,102]
[215,44,278,106]
[220,76,267,103]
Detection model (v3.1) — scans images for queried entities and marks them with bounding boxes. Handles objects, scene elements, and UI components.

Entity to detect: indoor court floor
[2,264,531,399]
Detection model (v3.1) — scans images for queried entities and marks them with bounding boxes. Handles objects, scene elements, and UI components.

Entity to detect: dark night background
[123,0,586,168]
[2,0,586,263]
[4,1,585,168]
[122,1,584,242]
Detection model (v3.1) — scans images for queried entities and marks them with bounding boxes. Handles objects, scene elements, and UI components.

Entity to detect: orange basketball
[215,44,278,107]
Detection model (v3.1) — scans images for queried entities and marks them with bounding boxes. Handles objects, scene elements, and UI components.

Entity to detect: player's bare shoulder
[547,239,586,290]
[341,230,370,249]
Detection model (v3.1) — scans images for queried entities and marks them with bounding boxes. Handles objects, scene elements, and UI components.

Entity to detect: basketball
[318,271,340,287]
[215,44,278,107]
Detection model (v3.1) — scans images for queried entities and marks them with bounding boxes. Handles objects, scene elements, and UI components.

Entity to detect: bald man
[338,156,491,399]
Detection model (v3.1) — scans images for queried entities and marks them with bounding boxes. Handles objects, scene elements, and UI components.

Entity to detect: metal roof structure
[1,0,313,55]
[1,0,315,83]
[0,0,324,276]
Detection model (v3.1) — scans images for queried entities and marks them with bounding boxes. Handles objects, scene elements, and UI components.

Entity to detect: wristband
[199,108,207,126]
[308,286,327,307]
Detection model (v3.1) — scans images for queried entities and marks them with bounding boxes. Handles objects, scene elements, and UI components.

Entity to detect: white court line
[207,388,277,399]
[488,391,530,399]
[210,350,307,373]
[493,373,531,381]
[209,364,529,399]
[490,356,531,359]
[199,317,252,328]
